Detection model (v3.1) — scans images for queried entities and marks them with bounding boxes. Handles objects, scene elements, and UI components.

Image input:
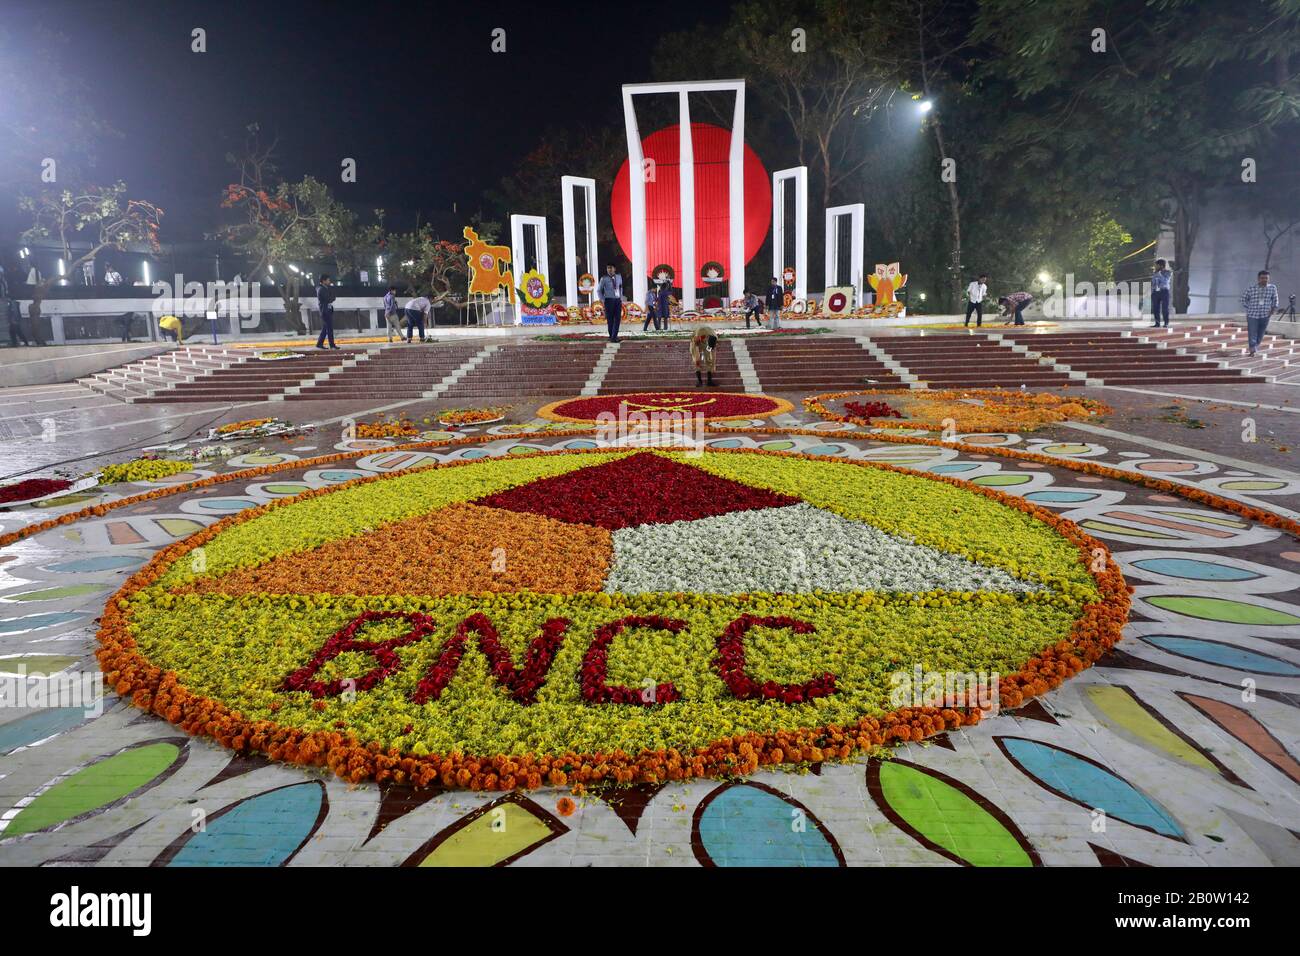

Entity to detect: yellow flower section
[674,452,1096,598]
[99,459,194,484]
[124,590,1080,758]
[159,452,625,588]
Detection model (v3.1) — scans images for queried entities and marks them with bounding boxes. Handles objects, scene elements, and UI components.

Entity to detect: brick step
[136,396,260,404]
[284,392,428,400]
[1096,374,1266,385]
[918,374,1073,384]
[167,381,308,391]
[1041,358,1208,368]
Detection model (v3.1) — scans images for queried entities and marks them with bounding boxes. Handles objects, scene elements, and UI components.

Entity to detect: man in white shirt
[964,273,988,327]
[404,295,431,343]
[104,265,123,286]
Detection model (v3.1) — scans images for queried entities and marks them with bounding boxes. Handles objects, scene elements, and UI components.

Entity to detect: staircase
[870,335,1075,389]
[745,337,905,390]
[995,330,1266,386]
[1130,323,1300,383]
[440,343,606,399]
[598,341,745,392]
[286,343,487,401]
[135,349,356,403]
[78,345,246,403]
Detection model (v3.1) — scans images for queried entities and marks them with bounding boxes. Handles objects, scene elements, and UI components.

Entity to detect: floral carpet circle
[538,392,793,424]
[806,389,1111,434]
[98,448,1126,790]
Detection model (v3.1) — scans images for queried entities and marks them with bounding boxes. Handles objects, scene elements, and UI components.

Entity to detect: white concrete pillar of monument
[561,176,598,308]
[824,203,865,308]
[510,214,548,324]
[773,167,808,302]
[727,84,746,304]
[678,92,696,312]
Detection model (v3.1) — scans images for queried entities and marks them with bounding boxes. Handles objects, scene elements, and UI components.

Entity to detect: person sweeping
[690,324,718,386]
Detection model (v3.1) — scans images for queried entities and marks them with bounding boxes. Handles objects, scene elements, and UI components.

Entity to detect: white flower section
[603,503,1040,596]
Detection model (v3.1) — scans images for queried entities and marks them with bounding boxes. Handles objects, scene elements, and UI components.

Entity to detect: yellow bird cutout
[868,262,908,305]
[463,226,515,302]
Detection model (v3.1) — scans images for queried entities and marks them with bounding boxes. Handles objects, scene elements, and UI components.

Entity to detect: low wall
[0,343,168,388]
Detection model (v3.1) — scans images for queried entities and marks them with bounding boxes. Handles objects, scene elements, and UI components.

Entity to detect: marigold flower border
[2,426,1295,792]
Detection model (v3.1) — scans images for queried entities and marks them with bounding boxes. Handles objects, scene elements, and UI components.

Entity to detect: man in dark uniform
[7,298,30,347]
[315,274,339,349]
[597,264,624,342]
[766,277,783,330]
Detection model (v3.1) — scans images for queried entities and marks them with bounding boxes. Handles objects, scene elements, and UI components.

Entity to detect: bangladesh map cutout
[108,449,1115,788]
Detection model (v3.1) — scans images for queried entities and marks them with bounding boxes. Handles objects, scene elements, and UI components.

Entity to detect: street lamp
[1037,271,1052,284]
[918,100,933,114]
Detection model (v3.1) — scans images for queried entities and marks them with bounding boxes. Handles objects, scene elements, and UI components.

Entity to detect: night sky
[16,0,733,234]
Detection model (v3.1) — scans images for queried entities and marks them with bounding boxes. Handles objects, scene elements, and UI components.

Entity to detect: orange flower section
[804,388,1111,433]
[182,503,612,597]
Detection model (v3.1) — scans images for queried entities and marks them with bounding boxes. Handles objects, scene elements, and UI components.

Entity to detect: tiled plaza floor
[0,376,1296,867]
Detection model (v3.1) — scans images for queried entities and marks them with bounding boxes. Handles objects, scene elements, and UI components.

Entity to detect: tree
[975,0,1300,313]
[219,126,379,331]
[19,182,164,339]
[868,0,979,307]
[380,214,502,317]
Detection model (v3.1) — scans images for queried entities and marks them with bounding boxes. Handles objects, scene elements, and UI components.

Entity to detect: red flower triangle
[475,452,800,531]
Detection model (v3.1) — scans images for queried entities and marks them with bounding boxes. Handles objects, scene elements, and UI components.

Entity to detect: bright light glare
[1037,271,1051,283]
[918,100,933,113]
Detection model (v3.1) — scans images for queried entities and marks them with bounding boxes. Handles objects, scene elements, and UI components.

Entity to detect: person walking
[7,298,30,347]
[1241,269,1279,356]
[597,264,624,342]
[1150,259,1172,328]
[643,282,659,333]
[965,274,988,327]
[315,274,339,349]
[382,286,401,342]
[656,279,671,330]
[742,289,764,329]
[997,290,1034,326]
[117,311,135,342]
[404,294,432,343]
[690,325,719,386]
[25,299,46,346]
[765,277,783,331]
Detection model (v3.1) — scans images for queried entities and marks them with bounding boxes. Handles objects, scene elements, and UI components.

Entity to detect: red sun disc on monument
[612,123,772,280]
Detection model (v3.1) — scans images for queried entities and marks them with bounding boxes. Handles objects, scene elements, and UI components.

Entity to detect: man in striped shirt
[1241,270,1279,356]
[997,290,1034,326]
